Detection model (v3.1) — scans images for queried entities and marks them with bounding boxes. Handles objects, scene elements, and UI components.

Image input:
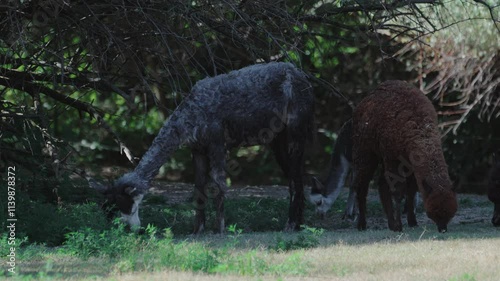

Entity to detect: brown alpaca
[487,151,500,226]
[352,80,457,233]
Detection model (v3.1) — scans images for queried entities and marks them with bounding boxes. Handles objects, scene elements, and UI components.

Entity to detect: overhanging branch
[0,73,137,165]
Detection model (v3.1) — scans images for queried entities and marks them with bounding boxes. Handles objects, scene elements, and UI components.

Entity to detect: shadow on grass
[4,186,498,280]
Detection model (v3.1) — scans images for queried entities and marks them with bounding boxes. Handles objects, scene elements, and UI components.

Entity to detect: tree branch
[0,73,137,165]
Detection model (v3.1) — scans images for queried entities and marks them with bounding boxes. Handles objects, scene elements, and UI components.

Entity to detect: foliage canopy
[0,0,498,195]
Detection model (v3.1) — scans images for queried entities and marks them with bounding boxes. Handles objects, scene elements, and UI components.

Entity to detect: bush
[271,226,324,252]
[63,220,144,259]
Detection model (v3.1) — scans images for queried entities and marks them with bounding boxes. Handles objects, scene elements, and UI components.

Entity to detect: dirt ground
[148,181,494,230]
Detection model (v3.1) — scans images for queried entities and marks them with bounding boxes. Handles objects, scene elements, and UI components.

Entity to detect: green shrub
[271,226,324,252]
[63,220,144,259]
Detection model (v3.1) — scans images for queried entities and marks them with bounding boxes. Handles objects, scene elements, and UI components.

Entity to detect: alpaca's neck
[324,122,352,197]
[411,142,451,191]
[134,118,184,182]
[324,154,351,198]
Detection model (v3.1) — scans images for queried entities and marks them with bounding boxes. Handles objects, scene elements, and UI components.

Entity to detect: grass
[6,225,500,281]
[2,188,499,280]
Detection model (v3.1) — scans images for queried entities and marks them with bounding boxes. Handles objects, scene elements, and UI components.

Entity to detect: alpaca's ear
[422,179,433,195]
[311,176,325,195]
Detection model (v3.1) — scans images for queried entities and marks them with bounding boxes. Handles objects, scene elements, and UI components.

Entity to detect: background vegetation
[0,0,499,279]
[1,0,499,192]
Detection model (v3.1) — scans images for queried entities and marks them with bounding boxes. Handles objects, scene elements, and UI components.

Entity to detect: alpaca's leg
[406,175,418,227]
[270,131,290,179]
[271,132,293,228]
[383,167,404,232]
[352,153,378,231]
[208,143,228,234]
[213,187,225,234]
[286,140,306,231]
[378,173,399,231]
[192,150,209,234]
[272,129,306,231]
[343,185,358,221]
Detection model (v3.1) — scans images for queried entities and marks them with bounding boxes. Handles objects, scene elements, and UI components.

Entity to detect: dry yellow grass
[101,235,500,281]
[16,224,500,281]
[306,237,500,281]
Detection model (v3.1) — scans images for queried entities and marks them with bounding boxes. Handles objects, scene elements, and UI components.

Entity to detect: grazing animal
[352,80,457,233]
[308,119,358,219]
[488,151,500,226]
[309,119,420,223]
[89,62,315,233]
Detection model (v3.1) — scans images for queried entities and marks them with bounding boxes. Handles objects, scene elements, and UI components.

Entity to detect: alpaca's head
[88,176,144,230]
[422,180,457,233]
[307,177,331,217]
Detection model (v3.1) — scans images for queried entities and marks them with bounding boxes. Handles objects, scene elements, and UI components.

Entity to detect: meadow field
[3,185,499,281]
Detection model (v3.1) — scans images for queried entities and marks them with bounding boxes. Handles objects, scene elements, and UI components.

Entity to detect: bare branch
[0,73,137,165]
[473,0,500,33]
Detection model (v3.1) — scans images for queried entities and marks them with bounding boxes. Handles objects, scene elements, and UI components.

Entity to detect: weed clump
[271,226,324,252]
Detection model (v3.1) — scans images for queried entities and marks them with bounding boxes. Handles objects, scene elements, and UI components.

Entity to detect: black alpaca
[89,62,315,233]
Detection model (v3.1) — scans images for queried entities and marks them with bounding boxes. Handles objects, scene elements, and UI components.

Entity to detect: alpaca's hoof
[491,216,500,227]
[216,219,225,234]
[357,222,367,231]
[390,226,403,232]
[387,219,403,232]
[284,221,302,232]
[192,223,205,235]
[408,221,418,228]
[284,222,296,232]
[408,217,418,227]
